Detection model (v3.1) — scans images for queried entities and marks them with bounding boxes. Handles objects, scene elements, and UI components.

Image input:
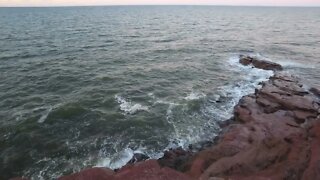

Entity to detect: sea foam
[184,92,206,100]
[115,95,149,114]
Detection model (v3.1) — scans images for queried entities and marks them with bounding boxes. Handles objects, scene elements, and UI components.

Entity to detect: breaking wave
[115,95,149,114]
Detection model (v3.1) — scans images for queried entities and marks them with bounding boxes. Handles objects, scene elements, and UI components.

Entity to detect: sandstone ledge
[185,72,320,180]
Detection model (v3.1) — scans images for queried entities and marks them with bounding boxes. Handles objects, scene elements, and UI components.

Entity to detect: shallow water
[0,6,320,179]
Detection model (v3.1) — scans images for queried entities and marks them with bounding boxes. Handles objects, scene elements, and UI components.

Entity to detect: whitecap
[184,92,206,100]
[37,107,53,123]
[211,55,274,120]
[147,92,155,98]
[277,60,315,69]
[115,95,149,114]
[37,104,61,123]
[98,55,276,172]
[96,148,134,170]
[154,99,181,106]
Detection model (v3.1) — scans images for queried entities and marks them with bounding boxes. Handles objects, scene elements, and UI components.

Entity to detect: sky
[1,0,320,7]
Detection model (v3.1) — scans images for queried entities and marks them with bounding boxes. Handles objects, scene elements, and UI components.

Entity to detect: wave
[96,55,275,171]
[184,92,206,100]
[242,53,316,69]
[96,148,134,170]
[164,55,274,149]
[213,55,274,119]
[277,60,316,69]
[115,95,149,114]
[95,147,163,170]
[37,107,53,123]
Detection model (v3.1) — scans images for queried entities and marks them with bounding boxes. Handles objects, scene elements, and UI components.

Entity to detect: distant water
[0,6,320,179]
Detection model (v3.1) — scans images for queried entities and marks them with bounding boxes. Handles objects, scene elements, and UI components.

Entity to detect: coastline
[13,56,320,180]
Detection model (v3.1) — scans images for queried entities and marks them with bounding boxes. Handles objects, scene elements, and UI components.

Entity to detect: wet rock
[184,71,319,180]
[58,160,192,180]
[9,178,29,180]
[239,55,253,65]
[252,59,283,71]
[116,160,192,180]
[310,87,320,98]
[127,153,149,165]
[158,147,193,172]
[55,62,320,180]
[239,55,283,71]
[58,167,115,180]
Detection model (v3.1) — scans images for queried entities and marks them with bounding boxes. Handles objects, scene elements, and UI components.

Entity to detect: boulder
[239,55,253,65]
[239,55,283,71]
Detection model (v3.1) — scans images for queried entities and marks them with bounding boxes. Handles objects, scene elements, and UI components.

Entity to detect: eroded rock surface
[186,72,320,180]
[158,147,194,172]
[58,160,192,180]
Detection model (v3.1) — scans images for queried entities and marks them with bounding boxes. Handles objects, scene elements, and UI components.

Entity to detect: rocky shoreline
[185,74,320,179]
[13,56,320,180]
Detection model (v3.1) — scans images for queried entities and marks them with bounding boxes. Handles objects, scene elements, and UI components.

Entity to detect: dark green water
[0,6,320,179]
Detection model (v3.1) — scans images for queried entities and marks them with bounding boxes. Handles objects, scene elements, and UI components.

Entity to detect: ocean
[0,6,319,179]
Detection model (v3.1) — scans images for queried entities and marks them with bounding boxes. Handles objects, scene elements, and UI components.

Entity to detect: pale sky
[1,0,320,7]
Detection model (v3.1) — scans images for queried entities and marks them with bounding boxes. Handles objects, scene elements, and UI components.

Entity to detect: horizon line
[1,4,320,8]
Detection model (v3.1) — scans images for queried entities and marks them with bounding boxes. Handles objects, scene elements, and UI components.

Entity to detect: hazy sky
[1,0,320,7]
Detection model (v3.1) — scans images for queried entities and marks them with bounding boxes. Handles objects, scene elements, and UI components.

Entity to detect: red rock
[59,160,192,180]
[302,121,320,180]
[127,153,149,165]
[186,158,206,178]
[310,87,320,97]
[184,70,319,180]
[239,55,283,71]
[251,59,283,71]
[58,167,114,180]
[293,110,317,123]
[56,64,320,180]
[239,55,253,65]
[115,160,192,180]
[158,147,193,171]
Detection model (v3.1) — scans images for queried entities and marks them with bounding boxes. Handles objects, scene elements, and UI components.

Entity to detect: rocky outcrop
[127,153,150,165]
[185,72,320,180]
[158,147,194,172]
[310,87,320,98]
[18,56,320,180]
[58,160,192,180]
[239,55,283,71]
[58,168,115,180]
